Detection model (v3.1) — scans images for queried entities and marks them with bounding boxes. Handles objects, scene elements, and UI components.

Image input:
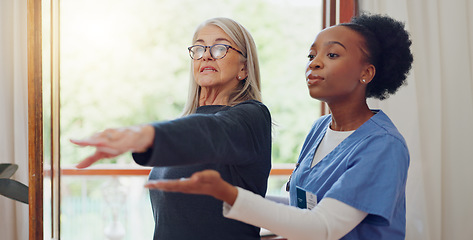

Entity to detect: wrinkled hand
[70,125,155,169]
[145,170,238,205]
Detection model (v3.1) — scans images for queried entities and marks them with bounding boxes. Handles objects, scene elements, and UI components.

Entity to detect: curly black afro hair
[340,13,413,100]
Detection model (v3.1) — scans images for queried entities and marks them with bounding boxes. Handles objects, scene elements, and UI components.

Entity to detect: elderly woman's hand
[70,125,155,168]
[145,170,238,205]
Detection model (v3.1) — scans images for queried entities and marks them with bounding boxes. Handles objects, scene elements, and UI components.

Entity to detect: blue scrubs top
[289,110,409,240]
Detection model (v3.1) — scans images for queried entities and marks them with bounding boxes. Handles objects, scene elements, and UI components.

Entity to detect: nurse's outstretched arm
[145,170,238,205]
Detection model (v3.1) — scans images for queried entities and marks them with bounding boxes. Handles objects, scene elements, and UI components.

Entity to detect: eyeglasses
[188,44,246,60]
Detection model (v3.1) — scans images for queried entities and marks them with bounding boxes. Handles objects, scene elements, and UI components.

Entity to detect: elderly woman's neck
[199,87,231,106]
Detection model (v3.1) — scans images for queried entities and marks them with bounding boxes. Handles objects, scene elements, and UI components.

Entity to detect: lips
[200,66,217,73]
[306,72,324,86]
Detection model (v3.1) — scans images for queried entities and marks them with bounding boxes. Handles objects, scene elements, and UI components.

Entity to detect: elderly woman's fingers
[75,146,124,169]
[70,137,105,146]
[72,125,155,168]
[76,151,106,169]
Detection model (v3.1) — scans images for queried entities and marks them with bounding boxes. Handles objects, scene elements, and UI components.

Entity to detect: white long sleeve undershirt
[223,187,368,240]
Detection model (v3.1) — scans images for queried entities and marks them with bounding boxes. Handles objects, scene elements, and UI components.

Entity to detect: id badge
[296,186,317,210]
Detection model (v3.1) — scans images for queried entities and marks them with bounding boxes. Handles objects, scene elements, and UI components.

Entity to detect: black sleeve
[132,100,271,167]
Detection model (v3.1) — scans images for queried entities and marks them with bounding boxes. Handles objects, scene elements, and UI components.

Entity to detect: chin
[197,79,217,87]
[308,89,321,99]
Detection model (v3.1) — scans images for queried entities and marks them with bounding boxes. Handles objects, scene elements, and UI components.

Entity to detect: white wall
[361,0,473,239]
[0,0,29,239]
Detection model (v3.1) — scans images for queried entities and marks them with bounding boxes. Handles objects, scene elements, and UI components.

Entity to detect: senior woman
[71,17,271,240]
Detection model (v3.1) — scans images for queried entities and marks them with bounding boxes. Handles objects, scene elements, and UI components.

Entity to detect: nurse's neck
[329,102,374,131]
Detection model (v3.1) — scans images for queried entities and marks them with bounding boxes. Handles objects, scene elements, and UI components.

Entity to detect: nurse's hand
[145,170,238,206]
[71,125,155,169]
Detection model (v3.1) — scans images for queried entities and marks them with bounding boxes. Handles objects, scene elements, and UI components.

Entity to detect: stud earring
[362,79,366,83]
[238,76,242,80]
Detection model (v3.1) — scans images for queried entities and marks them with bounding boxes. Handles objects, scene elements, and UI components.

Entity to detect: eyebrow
[311,41,347,50]
[194,38,232,44]
[326,41,346,49]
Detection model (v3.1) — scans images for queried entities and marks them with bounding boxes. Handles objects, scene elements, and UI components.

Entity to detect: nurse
[146,13,413,240]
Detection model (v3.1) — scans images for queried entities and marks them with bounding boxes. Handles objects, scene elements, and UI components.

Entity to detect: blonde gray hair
[181,17,261,116]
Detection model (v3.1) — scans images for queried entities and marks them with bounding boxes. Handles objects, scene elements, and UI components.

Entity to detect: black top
[133,100,272,240]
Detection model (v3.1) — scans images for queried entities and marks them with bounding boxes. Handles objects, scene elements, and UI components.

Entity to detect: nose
[308,56,323,70]
[202,47,214,60]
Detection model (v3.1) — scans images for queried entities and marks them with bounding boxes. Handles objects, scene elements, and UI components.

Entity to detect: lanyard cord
[285,163,300,192]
